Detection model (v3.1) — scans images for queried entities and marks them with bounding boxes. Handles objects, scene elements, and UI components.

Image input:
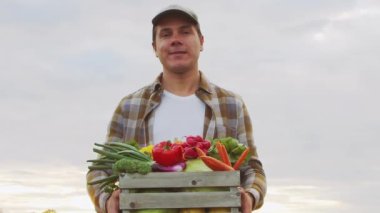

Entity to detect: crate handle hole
[129,202,136,208]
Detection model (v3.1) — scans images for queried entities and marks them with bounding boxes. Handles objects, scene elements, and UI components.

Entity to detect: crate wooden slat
[119,171,241,213]
[119,171,240,188]
[120,190,241,209]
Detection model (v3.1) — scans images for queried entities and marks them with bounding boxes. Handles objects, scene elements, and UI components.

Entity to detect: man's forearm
[240,157,267,210]
[86,170,112,213]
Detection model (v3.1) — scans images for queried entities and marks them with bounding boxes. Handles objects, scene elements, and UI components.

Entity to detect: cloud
[0,164,93,213]
[257,177,380,213]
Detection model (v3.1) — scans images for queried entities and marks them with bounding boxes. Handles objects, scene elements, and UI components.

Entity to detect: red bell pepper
[152,141,184,166]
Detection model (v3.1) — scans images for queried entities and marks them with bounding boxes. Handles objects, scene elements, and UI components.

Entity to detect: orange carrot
[233,148,250,170]
[200,156,234,171]
[195,147,206,157]
[216,141,231,166]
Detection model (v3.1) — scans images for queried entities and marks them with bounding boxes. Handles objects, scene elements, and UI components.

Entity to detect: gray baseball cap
[152,5,199,26]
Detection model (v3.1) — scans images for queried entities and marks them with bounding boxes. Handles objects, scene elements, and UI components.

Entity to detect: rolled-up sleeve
[238,101,267,210]
[86,102,125,212]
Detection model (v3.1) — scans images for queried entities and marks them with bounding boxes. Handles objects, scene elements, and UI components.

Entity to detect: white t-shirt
[153,90,205,144]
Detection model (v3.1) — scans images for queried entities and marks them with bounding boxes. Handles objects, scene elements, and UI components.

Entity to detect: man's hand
[106,189,120,213]
[238,187,253,213]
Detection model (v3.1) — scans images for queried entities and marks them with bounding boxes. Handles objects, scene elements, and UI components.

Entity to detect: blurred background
[1,0,379,212]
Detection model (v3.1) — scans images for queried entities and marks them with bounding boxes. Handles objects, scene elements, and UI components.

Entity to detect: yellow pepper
[139,145,153,158]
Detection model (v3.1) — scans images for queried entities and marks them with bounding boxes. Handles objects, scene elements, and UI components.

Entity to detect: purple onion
[152,162,186,172]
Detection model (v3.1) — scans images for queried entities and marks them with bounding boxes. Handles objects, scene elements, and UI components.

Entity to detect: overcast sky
[1,0,379,212]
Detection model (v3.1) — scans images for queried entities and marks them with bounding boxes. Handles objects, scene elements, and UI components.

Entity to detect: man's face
[152,15,204,74]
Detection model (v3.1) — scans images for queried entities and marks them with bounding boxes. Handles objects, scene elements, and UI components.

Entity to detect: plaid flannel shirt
[86,72,266,212]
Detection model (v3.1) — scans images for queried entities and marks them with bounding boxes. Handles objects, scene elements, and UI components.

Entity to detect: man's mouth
[169,51,186,55]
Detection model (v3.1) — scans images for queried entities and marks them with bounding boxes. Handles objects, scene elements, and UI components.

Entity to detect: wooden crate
[119,171,241,213]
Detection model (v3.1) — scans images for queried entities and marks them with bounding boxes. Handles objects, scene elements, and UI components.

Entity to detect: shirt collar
[150,71,212,94]
[198,71,212,94]
[151,73,163,93]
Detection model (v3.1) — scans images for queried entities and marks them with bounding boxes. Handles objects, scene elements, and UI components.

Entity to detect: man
[87,5,266,213]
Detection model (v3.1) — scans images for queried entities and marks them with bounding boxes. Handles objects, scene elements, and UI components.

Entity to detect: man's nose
[170,33,183,46]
